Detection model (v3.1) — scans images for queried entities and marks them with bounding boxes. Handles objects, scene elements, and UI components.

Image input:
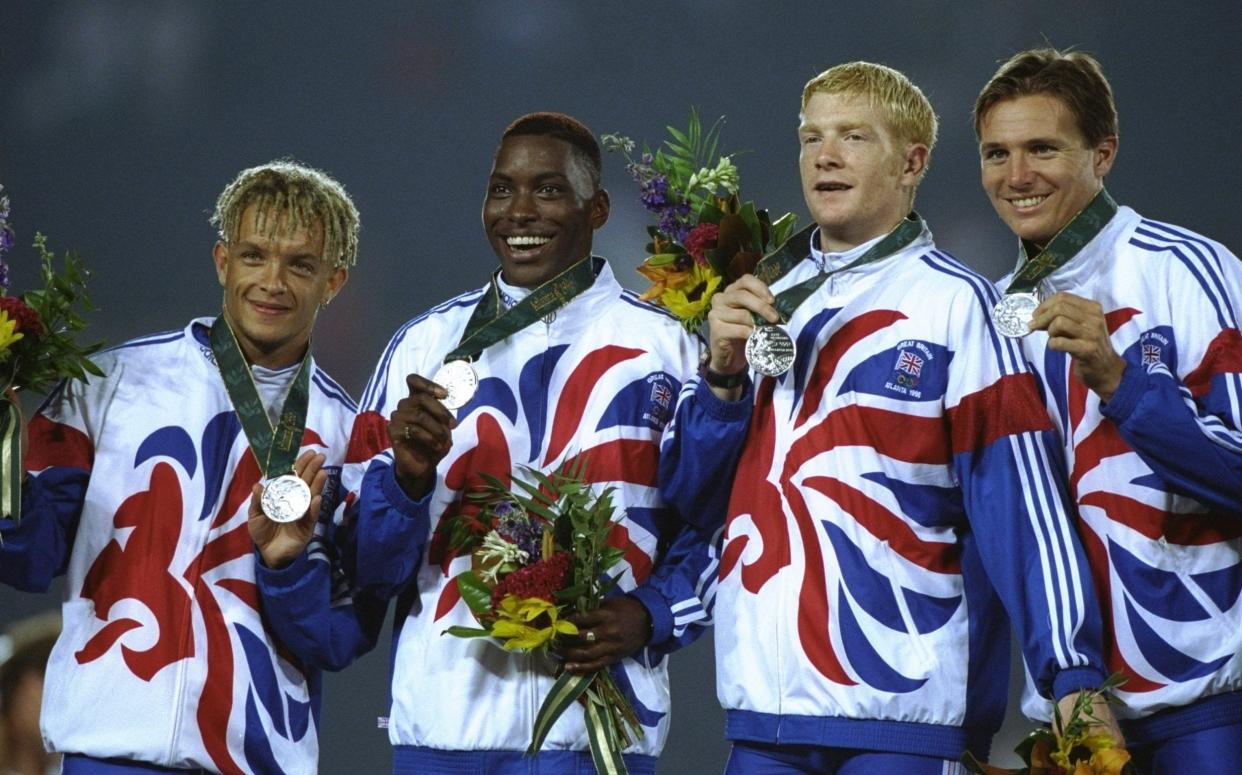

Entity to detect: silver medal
[992,292,1041,338]
[432,360,479,410]
[745,324,797,377]
[261,474,312,524]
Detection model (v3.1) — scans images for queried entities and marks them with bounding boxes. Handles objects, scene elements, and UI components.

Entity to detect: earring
[320,296,331,309]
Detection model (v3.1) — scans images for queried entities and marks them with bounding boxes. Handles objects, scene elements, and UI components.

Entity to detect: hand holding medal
[388,373,458,500]
[247,450,328,569]
[706,273,781,382]
[1029,291,1126,401]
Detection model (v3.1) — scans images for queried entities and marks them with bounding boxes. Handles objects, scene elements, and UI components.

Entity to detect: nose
[1006,153,1034,188]
[258,260,288,295]
[506,187,537,223]
[815,138,843,170]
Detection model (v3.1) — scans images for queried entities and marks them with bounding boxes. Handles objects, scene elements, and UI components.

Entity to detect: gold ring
[403,424,413,442]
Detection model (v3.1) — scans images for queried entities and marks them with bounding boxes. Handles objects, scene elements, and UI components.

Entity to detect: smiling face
[978,93,1117,249]
[213,204,347,368]
[798,91,927,253]
[482,134,609,288]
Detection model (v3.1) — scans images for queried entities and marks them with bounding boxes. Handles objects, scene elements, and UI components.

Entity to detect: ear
[589,188,610,230]
[1092,135,1118,179]
[323,267,348,304]
[900,144,929,187]
[212,241,229,286]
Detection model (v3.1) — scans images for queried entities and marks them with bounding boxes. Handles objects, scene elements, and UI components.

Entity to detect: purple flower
[639,175,670,212]
[497,509,543,561]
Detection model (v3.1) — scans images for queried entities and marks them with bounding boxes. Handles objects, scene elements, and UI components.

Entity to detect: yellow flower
[0,310,23,358]
[1051,732,1130,775]
[490,595,578,651]
[660,264,722,323]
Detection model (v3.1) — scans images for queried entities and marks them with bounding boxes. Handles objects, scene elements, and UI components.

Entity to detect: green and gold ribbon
[751,213,925,326]
[0,397,21,523]
[1003,188,1118,294]
[445,256,599,364]
[209,316,311,479]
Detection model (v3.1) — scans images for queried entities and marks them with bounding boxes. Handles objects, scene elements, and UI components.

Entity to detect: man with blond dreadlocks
[0,160,362,775]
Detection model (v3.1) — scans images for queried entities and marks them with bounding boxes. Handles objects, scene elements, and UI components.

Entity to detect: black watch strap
[701,365,748,389]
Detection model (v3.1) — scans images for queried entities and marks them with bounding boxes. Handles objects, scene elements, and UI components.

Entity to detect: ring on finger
[403,424,413,442]
[584,630,596,643]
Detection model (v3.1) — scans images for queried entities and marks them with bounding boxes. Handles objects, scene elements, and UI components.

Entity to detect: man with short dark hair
[259,112,714,774]
[0,160,361,774]
[975,47,1242,771]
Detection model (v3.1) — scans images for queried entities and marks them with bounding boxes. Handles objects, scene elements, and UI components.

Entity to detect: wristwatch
[700,364,748,389]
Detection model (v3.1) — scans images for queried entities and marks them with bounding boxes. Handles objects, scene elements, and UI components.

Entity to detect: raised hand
[1029,292,1127,402]
[388,373,457,500]
[248,449,329,570]
[704,274,779,397]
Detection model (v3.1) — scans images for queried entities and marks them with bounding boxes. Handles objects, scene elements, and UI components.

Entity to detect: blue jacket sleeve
[658,377,753,532]
[0,468,87,592]
[254,542,386,672]
[628,521,720,662]
[347,456,432,600]
[1102,359,1242,514]
[951,368,1107,702]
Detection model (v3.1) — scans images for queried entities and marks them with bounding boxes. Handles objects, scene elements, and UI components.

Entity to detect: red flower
[0,296,43,339]
[491,550,572,609]
[683,223,719,264]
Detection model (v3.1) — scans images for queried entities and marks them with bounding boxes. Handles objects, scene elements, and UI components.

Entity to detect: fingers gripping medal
[261,474,312,523]
[992,292,1041,338]
[432,359,478,410]
[745,324,797,377]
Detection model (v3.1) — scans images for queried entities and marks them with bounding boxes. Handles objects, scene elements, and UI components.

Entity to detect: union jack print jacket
[0,318,359,775]
[661,225,1107,759]
[267,259,716,758]
[1002,206,1242,745]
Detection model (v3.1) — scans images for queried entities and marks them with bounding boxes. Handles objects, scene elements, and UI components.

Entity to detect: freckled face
[799,91,925,253]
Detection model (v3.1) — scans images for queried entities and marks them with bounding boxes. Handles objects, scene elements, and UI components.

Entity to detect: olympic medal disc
[992,292,1041,338]
[261,474,312,524]
[432,360,479,410]
[745,324,797,377]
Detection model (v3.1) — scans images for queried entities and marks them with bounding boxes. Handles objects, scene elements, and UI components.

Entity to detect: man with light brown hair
[659,60,1111,772]
[976,47,1242,773]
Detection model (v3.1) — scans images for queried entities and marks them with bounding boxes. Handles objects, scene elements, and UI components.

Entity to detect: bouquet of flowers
[0,184,103,524]
[602,109,797,332]
[962,674,1133,775]
[440,459,642,774]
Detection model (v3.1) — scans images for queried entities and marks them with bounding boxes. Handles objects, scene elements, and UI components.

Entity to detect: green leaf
[455,571,494,616]
[444,625,493,639]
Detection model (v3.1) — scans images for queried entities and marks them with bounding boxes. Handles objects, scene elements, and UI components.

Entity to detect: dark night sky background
[2,2,1240,772]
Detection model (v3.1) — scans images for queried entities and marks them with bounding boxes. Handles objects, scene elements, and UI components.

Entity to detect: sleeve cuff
[381,462,433,518]
[626,586,673,646]
[694,375,754,422]
[254,547,316,594]
[1099,360,1147,423]
[1052,665,1109,701]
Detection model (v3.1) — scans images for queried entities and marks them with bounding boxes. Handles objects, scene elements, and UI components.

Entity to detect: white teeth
[1011,195,1047,208]
[506,236,552,248]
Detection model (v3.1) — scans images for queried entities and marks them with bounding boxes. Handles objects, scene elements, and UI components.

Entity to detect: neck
[817,213,908,254]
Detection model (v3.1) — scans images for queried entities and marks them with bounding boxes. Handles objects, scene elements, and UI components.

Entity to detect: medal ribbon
[209,316,311,478]
[444,256,599,363]
[750,213,925,325]
[1004,188,1118,293]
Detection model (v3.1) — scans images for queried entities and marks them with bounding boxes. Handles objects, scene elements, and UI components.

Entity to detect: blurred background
[2,1,1239,772]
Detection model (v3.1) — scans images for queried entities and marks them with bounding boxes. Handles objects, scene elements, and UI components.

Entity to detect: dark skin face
[482,134,609,288]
